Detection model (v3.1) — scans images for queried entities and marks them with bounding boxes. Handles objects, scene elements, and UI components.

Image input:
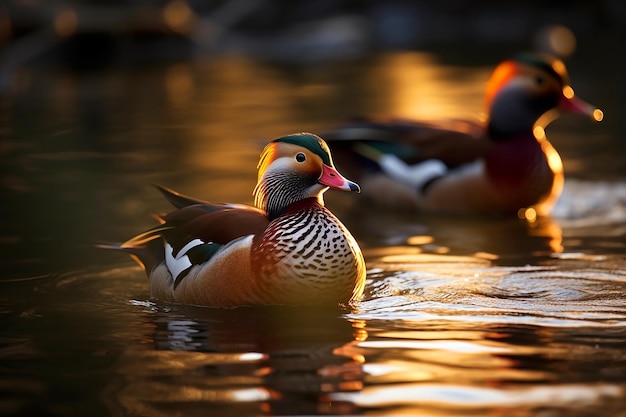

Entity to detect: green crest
[273,133,333,166]
[513,53,569,85]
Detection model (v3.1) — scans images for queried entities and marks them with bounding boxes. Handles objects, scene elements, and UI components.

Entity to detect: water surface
[1,51,625,416]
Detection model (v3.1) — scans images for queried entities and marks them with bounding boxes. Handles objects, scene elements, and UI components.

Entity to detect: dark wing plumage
[106,187,270,275]
[324,117,492,179]
[159,204,269,256]
[154,184,211,208]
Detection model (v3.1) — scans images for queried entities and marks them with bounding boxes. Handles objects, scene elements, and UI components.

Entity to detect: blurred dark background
[1,0,625,76]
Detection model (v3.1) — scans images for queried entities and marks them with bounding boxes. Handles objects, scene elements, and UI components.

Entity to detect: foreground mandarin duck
[110,133,366,307]
[325,53,603,217]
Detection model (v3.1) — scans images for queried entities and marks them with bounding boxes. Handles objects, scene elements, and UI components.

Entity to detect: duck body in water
[106,133,366,308]
[326,54,603,216]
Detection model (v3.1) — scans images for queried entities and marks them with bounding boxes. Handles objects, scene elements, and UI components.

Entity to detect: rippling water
[1,50,625,416]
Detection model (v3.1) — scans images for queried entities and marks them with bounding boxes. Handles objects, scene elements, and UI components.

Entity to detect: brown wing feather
[164,205,269,254]
[325,117,492,174]
[115,195,269,272]
[400,119,491,166]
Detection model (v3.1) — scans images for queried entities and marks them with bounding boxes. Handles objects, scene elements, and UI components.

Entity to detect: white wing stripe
[165,239,205,280]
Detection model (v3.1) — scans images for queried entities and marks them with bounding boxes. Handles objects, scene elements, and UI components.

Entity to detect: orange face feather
[256,142,278,183]
[485,60,519,111]
[257,142,323,181]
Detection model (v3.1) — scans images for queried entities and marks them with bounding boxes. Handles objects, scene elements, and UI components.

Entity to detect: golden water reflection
[108,298,625,416]
[110,305,368,415]
[364,52,487,121]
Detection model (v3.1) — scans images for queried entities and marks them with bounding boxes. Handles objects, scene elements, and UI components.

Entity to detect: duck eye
[295,152,306,163]
[534,76,544,86]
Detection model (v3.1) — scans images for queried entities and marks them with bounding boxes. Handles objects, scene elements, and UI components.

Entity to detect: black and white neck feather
[254,170,323,220]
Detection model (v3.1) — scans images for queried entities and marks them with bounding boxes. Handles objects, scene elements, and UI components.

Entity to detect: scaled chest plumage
[252,199,363,293]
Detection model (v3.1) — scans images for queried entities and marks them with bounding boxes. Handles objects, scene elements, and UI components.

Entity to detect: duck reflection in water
[110,305,366,416]
[333,203,565,267]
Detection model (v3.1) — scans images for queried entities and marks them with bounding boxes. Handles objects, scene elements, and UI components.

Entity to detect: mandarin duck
[326,53,603,217]
[111,133,366,307]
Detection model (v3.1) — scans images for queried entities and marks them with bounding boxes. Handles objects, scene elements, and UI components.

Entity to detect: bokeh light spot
[54,9,78,38]
[593,108,604,122]
[518,207,537,223]
[562,85,575,99]
[163,0,195,34]
[548,25,577,57]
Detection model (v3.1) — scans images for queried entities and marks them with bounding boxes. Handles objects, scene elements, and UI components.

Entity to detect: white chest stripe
[165,239,205,280]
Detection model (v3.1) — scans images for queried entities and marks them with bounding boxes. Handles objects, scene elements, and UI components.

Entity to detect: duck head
[485,53,602,138]
[254,133,360,219]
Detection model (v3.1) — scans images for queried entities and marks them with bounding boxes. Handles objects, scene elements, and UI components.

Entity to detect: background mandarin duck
[110,133,366,307]
[325,53,603,217]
